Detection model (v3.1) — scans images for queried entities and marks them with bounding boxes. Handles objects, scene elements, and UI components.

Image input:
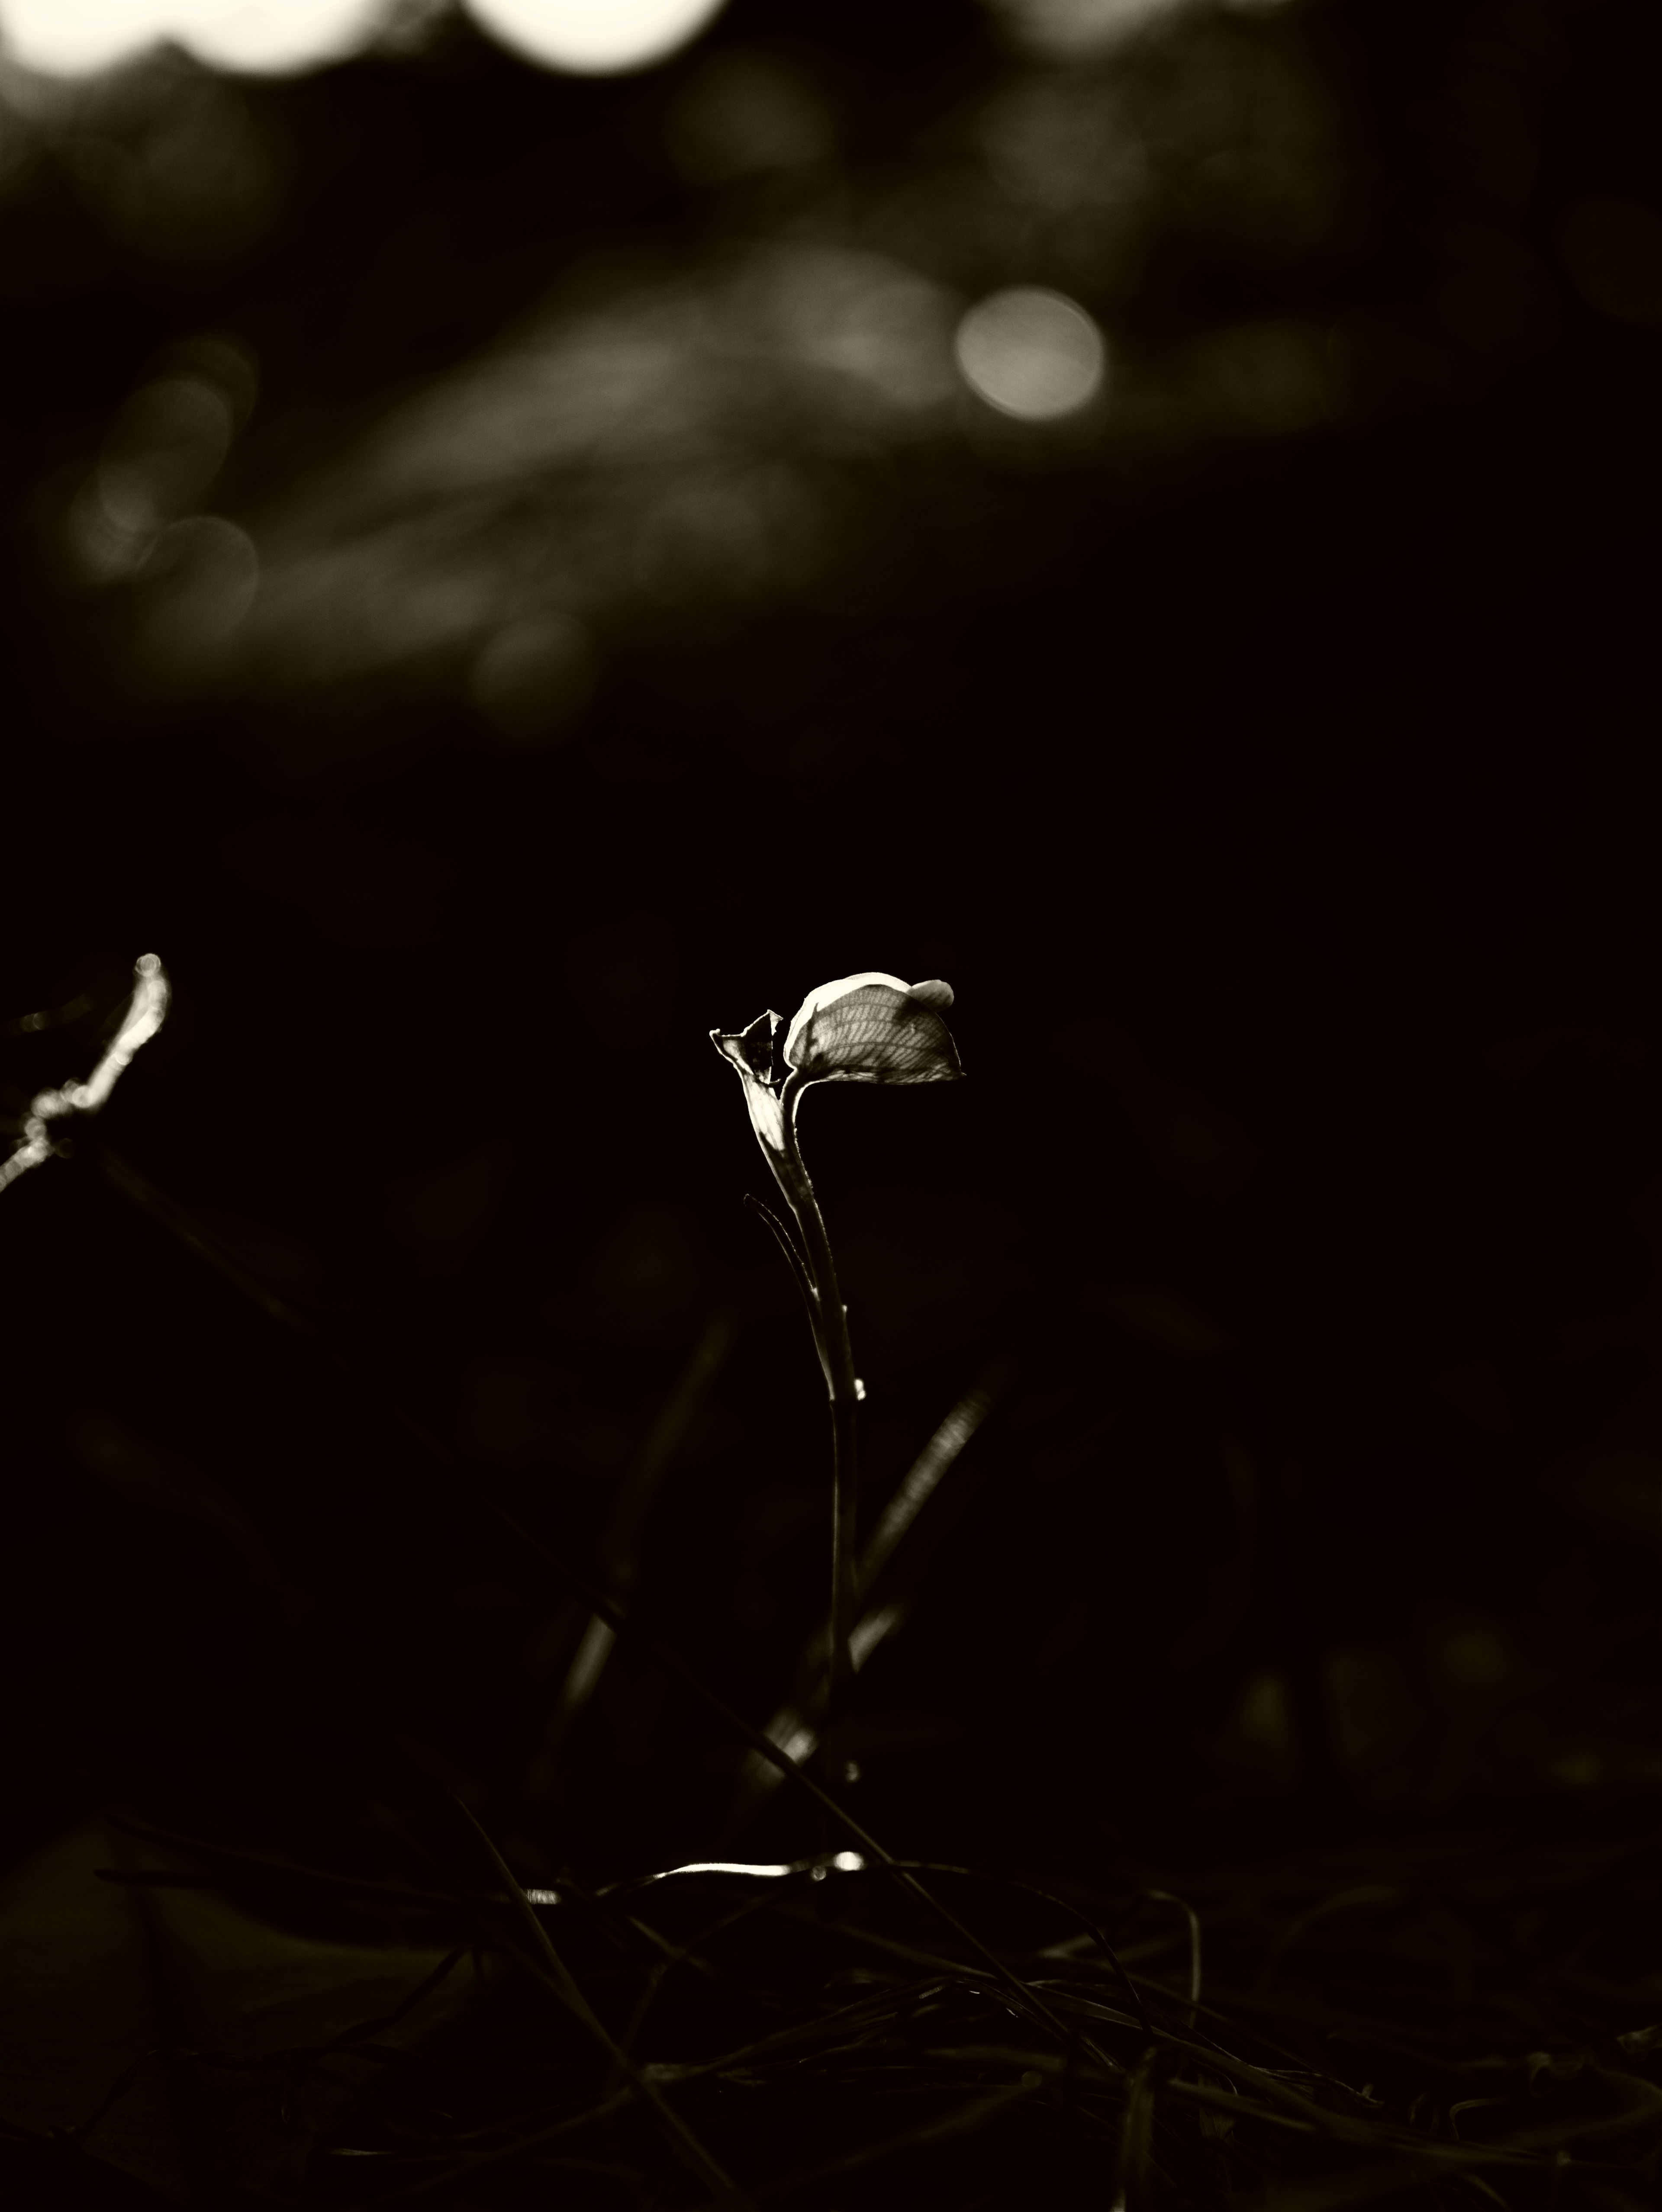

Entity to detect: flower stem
[828,1392,859,1731]
[776,1073,860,1766]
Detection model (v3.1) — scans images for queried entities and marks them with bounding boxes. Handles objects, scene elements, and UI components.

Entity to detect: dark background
[2,0,1660,1900]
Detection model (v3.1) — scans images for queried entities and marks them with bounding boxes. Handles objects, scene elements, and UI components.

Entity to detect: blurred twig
[0,955,167,1193]
[540,1305,738,1767]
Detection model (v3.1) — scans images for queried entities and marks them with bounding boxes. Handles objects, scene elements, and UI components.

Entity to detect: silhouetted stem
[775,1071,860,1748]
[828,1394,859,1731]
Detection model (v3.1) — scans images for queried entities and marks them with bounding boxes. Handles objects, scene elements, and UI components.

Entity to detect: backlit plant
[710,971,963,1785]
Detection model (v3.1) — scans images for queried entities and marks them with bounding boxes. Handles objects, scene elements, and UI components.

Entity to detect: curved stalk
[775,1071,860,1764]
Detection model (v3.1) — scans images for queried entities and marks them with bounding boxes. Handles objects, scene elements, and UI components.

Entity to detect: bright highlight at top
[0,0,732,77]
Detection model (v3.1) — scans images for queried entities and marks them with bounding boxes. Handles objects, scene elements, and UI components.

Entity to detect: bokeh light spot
[0,0,387,75]
[1190,318,1333,437]
[981,0,1186,63]
[0,0,161,75]
[174,0,390,75]
[134,514,258,669]
[667,47,835,185]
[1559,197,1662,327]
[463,0,729,76]
[953,286,1107,420]
[470,610,597,745]
[1438,230,1549,354]
[756,248,959,415]
[100,375,232,534]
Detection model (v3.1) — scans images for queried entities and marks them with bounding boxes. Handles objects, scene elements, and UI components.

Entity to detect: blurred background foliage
[1,0,1660,1900]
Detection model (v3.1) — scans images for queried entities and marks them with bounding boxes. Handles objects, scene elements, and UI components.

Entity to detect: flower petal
[782,973,910,1068]
[784,975,964,1086]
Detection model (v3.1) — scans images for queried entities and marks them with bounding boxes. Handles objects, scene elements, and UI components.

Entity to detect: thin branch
[1,955,168,1193]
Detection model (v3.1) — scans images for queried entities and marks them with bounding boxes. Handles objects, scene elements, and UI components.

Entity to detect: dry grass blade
[1032,1985,1146,2034]
[1140,1888,1203,2021]
[604,1307,737,1584]
[1256,1888,1404,1993]
[639,1975,982,2081]
[314,1948,470,2054]
[348,2089,640,2207]
[1244,2145,1568,2212]
[1249,2154,1497,2212]
[100,1815,463,1913]
[607,1888,779,2087]
[544,1305,738,1757]
[1113,2047,1166,2212]
[1157,2036,1454,2153]
[770,1899,1006,1982]
[739,1365,1008,1806]
[855,1363,1010,1600]
[101,1147,309,1332]
[1456,2179,1512,2209]
[1196,1979,1491,2073]
[446,1790,757,2212]
[1157,2030,1650,2186]
[601,1731,1104,2069]
[751,2072,1047,2199]
[1496,2066,1662,2148]
[880,1860,1153,2039]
